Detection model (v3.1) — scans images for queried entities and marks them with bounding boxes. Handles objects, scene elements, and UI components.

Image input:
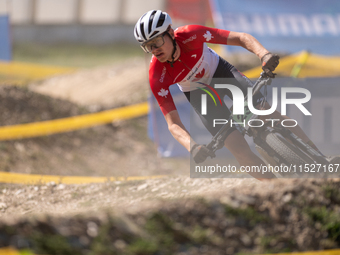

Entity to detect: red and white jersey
[149,25,230,115]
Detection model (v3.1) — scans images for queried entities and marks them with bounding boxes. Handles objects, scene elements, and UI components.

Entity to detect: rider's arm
[164,110,193,152]
[164,110,214,163]
[148,65,195,152]
[177,25,270,60]
[226,31,269,60]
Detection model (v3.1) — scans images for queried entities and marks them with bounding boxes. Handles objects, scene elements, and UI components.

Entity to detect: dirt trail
[1,177,339,254]
[29,57,150,109]
[0,59,340,254]
[0,177,256,219]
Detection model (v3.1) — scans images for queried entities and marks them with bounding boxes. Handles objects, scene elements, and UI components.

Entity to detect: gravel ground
[1,61,340,254]
[0,178,339,254]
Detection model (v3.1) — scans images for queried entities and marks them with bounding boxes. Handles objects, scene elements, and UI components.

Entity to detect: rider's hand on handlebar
[261,53,280,78]
[191,144,216,164]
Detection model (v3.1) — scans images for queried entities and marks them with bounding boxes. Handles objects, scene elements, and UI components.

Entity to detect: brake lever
[261,70,277,80]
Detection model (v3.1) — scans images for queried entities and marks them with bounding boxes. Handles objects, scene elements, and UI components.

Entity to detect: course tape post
[0,102,148,141]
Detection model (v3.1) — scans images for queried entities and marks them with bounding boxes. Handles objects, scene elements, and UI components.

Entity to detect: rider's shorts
[184,57,265,138]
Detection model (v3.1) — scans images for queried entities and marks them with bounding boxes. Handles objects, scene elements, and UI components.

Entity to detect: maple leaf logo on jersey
[158,88,169,98]
[203,31,214,41]
[193,68,205,81]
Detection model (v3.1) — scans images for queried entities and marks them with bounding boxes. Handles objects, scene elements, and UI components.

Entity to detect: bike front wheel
[265,132,315,177]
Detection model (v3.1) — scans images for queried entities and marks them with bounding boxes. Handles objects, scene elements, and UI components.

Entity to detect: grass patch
[323,183,340,203]
[259,236,295,254]
[32,232,77,255]
[12,43,144,68]
[144,212,179,249]
[304,205,340,242]
[224,205,268,226]
[89,222,118,255]
[127,238,158,255]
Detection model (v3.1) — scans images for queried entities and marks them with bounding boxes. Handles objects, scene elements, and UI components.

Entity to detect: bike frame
[206,72,271,153]
[206,71,328,166]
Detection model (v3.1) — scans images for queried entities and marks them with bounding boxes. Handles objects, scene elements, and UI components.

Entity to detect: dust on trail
[1,58,340,254]
[1,177,339,254]
[29,57,150,109]
[0,177,257,219]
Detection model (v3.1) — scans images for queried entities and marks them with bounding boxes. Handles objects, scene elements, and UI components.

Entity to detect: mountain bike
[205,72,337,177]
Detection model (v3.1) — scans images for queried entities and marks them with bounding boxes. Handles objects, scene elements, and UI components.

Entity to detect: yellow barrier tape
[243,50,340,79]
[0,61,75,82]
[1,246,340,255]
[290,50,310,78]
[0,171,167,185]
[0,247,35,255]
[295,53,340,78]
[0,102,148,141]
[0,247,20,255]
[243,52,300,78]
[265,249,340,255]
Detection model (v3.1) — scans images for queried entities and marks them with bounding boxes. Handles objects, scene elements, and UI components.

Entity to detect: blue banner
[210,0,340,55]
[0,15,11,61]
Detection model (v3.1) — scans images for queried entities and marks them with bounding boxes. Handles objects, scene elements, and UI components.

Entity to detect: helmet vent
[157,13,166,28]
[148,10,157,34]
[150,31,159,38]
[140,23,146,40]
[134,10,172,44]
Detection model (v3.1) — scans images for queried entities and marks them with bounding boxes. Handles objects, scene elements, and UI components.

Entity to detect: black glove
[191,144,216,164]
[261,53,280,78]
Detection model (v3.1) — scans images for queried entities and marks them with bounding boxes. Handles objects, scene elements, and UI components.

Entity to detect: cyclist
[134,10,322,179]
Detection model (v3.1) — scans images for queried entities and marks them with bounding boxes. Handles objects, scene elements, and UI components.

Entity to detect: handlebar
[251,72,272,98]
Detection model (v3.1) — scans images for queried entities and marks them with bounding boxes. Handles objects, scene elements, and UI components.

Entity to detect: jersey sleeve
[176,25,231,46]
[149,59,177,116]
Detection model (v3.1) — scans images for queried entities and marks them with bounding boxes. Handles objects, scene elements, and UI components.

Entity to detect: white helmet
[134,10,172,44]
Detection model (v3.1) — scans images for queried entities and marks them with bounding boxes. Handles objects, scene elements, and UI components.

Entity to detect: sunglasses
[141,33,167,53]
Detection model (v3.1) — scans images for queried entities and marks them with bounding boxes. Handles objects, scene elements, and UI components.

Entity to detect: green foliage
[144,212,178,251]
[127,238,158,255]
[224,205,268,226]
[31,233,78,255]
[190,225,212,244]
[18,250,36,255]
[323,183,340,203]
[89,222,118,255]
[304,205,340,242]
